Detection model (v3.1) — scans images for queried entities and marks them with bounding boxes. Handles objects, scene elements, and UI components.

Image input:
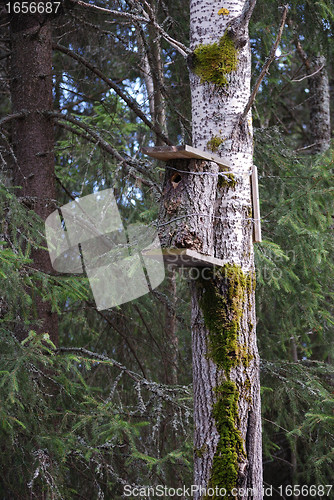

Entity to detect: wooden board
[142,144,231,169]
[251,165,262,242]
[143,247,226,268]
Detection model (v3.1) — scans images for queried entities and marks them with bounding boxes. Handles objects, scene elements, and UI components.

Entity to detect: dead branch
[68,0,190,57]
[291,64,325,82]
[56,346,191,407]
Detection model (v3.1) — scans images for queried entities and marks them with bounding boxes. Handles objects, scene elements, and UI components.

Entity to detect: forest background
[0,0,333,499]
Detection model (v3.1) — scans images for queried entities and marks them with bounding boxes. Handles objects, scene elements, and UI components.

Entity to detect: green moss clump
[194,443,208,458]
[193,32,238,87]
[207,135,224,152]
[198,264,253,496]
[204,381,245,499]
[243,376,252,404]
[218,171,237,189]
[199,264,247,375]
[239,343,253,368]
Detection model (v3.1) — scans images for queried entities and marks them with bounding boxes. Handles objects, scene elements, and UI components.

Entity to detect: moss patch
[239,343,253,368]
[199,264,247,375]
[207,135,224,152]
[194,443,208,459]
[204,381,245,499]
[193,32,238,87]
[218,171,237,189]
[198,264,253,497]
[243,376,252,404]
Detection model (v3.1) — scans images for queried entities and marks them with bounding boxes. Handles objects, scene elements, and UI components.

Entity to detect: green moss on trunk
[207,135,224,152]
[198,264,253,498]
[204,381,245,499]
[193,32,238,87]
[218,171,237,189]
[199,264,248,375]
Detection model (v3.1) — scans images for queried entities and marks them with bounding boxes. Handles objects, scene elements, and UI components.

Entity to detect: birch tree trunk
[188,1,263,497]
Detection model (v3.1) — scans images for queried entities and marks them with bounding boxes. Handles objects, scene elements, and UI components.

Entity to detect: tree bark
[188,1,263,498]
[138,1,167,146]
[10,7,58,344]
[293,33,331,154]
[308,55,331,154]
[164,268,178,386]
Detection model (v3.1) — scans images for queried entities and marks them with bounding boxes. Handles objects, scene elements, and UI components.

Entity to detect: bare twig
[53,43,172,146]
[291,64,325,82]
[287,19,312,72]
[96,309,148,379]
[294,142,318,152]
[55,175,76,201]
[137,0,190,56]
[240,4,289,123]
[68,0,190,57]
[0,112,26,127]
[0,51,10,61]
[69,0,149,22]
[56,346,191,408]
[263,481,288,500]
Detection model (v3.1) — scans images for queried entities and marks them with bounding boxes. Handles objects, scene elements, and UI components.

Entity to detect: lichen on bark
[218,8,230,16]
[192,32,238,87]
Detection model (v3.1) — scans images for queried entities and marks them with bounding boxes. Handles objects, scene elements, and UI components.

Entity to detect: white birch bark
[189,1,263,498]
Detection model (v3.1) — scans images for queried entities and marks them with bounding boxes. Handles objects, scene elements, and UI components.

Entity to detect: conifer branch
[53,43,173,146]
[56,346,191,408]
[50,112,161,192]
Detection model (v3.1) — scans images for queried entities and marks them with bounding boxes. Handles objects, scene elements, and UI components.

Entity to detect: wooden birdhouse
[142,145,261,268]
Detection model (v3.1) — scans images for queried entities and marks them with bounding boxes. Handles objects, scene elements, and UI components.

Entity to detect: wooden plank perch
[143,248,226,268]
[142,144,231,169]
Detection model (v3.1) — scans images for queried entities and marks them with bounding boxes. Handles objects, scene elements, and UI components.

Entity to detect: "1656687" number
[278,485,333,497]
[5,2,61,14]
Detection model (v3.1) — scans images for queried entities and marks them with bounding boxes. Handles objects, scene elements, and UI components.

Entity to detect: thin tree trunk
[290,337,299,500]
[138,1,167,145]
[164,268,178,386]
[308,55,331,154]
[137,28,156,119]
[10,7,58,344]
[189,1,263,498]
[293,34,331,154]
